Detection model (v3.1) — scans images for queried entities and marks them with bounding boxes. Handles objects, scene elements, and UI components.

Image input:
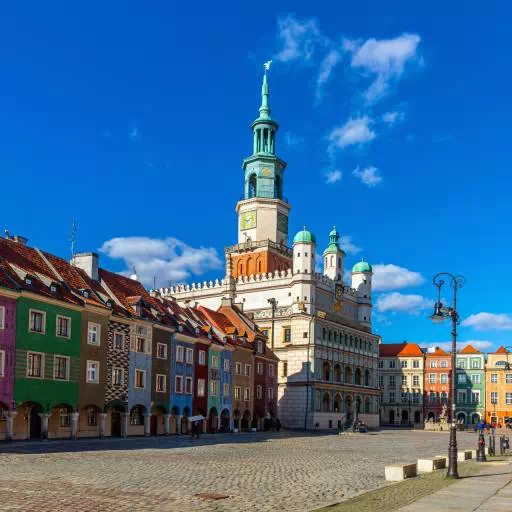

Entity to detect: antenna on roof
[130,265,138,281]
[70,221,78,257]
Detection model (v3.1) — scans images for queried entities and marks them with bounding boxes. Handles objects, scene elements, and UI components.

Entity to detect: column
[267,129,271,153]
[121,412,129,438]
[164,414,171,436]
[70,412,79,440]
[5,411,17,442]
[98,413,107,439]
[144,413,151,436]
[39,413,50,441]
[253,130,257,154]
[176,415,183,434]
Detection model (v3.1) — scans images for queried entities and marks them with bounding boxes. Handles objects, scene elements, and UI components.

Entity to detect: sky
[1,1,510,352]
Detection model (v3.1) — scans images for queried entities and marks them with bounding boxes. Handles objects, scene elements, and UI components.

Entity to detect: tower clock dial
[240,210,257,231]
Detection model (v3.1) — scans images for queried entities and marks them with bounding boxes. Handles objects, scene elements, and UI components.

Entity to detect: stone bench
[417,457,447,473]
[385,463,417,481]
[457,450,472,461]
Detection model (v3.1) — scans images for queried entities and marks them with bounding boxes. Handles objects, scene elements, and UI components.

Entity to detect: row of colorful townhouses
[379,342,512,427]
[0,235,278,441]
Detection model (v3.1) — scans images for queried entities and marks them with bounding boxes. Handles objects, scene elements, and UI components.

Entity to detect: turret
[291,227,316,314]
[322,226,344,281]
[351,259,373,326]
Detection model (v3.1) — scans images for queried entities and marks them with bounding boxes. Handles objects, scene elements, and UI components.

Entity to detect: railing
[239,194,289,204]
[225,238,293,257]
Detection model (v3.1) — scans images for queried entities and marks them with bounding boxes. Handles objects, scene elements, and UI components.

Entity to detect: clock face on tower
[240,210,257,231]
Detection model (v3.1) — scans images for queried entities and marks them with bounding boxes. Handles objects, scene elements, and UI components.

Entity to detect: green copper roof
[352,260,372,273]
[258,72,271,121]
[293,227,316,244]
[323,225,344,255]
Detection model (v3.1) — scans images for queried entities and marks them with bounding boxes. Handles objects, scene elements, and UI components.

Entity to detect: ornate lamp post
[430,272,465,478]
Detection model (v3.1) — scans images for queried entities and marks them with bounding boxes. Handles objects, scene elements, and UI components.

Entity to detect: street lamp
[430,272,466,479]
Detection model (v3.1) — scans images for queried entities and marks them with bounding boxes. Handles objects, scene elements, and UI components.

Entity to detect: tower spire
[258,71,271,120]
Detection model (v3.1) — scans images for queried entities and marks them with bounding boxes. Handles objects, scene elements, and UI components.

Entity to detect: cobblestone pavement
[0,430,479,512]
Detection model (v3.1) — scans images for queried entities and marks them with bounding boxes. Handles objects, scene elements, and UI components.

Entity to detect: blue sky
[1,1,510,351]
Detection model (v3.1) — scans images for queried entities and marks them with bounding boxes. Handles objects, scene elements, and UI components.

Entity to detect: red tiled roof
[460,344,479,354]
[428,347,449,356]
[397,343,423,356]
[494,346,508,354]
[379,343,407,357]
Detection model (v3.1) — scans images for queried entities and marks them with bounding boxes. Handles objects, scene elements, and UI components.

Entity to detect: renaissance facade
[159,71,381,429]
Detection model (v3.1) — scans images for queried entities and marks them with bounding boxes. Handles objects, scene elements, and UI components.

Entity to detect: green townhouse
[455,344,485,426]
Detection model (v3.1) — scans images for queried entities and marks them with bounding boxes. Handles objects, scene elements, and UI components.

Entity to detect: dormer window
[178,325,184,333]
[195,327,200,334]
[79,289,90,298]
[25,276,33,285]
[105,300,113,309]
[257,340,263,353]
[50,282,59,293]
[208,332,212,340]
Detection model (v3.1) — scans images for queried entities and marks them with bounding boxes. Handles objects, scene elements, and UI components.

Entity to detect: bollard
[476,432,487,462]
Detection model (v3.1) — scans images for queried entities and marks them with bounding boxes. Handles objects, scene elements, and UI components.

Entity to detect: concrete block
[457,450,472,462]
[417,457,447,473]
[385,463,417,481]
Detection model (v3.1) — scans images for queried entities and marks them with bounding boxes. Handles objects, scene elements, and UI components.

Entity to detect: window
[401,375,407,386]
[401,360,408,368]
[27,352,44,378]
[257,362,263,375]
[282,362,288,377]
[244,364,251,377]
[440,392,447,403]
[268,387,274,400]
[112,367,123,386]
[471,374,481,384]
[56,316,71,338]
[283,327,291,343]
[59,408,70,427]
[458,373,466,384]
[378,375,384,387]
[244,387,250,401]
[0,350,4,377]
[210,380,218,395]
[458,391,466,403]
[472,391,480,403]
[113,332,124,350]
[136,337,145,353]
[156,374,166,392]
[29,310,45,333]
[491,373,498,383]
[429,374,436,384]
[185,348,194,364]
[197,379,205,397]
[388,360,396,369]
[234,386,241,400]
[269,364,274,377]
[176,346,184,362]
[212,355,219,368]
[157,343,167,359]
[506,374,512,384]
[441,360,447,368]
[412,360,420,369]
[506,393,512,406]
[130,407,143,426]
[388,375,396,387]
[257,340,263,353]
[0,306,4,329]
[430,360,437,368]
[199,350,206,365]
[87,407,97,426]
[388,391,395,403]
[378,360,383,369]
[256,385,263,399]
[430,391,436,403]
[86,360,99,383]
[401,392,408,403]
[261,329,269,338]
[490,392,498,404]
[53,356,69,380]
[223,383,229,396]
[471,359,480,369]
[413,375,419,386]
[134,369,146,389]
[413,391,420,403]
[457,359,466,369]
[441,374,448,384]
[223,358,230,372]
[185,376,193,394]
[235,362,242,375]
[175,375,183,393]
[87,322,100,345]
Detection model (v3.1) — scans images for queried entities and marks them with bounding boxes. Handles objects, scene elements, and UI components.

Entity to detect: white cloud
[376,292,433,314]
[275,15,322,62]
[316,50,341,98]
[433,340,494,352]
[461,313,512,331]
[99,236,222,288]
[382,110,405,126]
[352,166,383,187]
[284,132,304,147]
[339,235,361,254]
[372,263,425,291]
[328,117,376,152]
[325,169,342,184]
[345,33,421,103]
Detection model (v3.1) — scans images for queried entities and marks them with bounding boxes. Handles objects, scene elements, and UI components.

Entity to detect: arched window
[345,366,352,384]
[248,174,257,198]
[364,397,371,414]
[330,255,334,266]
[334,394,342,413]
[257,260,262,273]
[322,362,331,381]
[338,257,341,266]
[322,328,326,340]
[328,330,332,341]
[334,364,341,383]
[364,369,370,387]
[322,392,330,412]
[238,263,243,275]
[355,368,362,385]
[274,175,282,199]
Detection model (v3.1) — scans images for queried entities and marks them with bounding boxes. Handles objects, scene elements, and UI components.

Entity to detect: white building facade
[159,72,380,429]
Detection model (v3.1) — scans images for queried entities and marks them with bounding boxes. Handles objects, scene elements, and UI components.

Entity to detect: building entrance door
[111,410,122,437]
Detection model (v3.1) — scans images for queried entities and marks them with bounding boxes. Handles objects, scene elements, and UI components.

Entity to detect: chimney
[71,252,99,281]
[5,232,29,245]
[221,296,233,307]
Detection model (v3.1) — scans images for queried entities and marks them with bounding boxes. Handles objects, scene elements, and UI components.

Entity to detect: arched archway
[182,406,191,434]
[334,394,342,413]
[428,412,435,421]
[401,410,409,425]
[105,400,126,437]
[241,410,251,430]
[345,396,353,423]
[208,407,218,433]
[354,368,362,385]
[364,397,371,414]
[457,412,466,424]
[322,392,330,412]
[220,409,230,432]
[233,409,241,430]
[414,410,421,424]
[364,369,370,387]
[344,366,353,384]
[49,403,74,439]
[322,361,331,381]
[129,405,146,428]
[80,404,101,437]
[248,174,257,198]
[471,413,480,424]
[334,364,342,383]
[389,410,395,424]
[151,405,167,436]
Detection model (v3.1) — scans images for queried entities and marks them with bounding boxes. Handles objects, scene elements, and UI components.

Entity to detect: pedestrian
[276,418,281,432]
[195,421,200,439]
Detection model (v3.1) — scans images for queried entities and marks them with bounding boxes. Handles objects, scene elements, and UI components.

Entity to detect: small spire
[258,68,271,120]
